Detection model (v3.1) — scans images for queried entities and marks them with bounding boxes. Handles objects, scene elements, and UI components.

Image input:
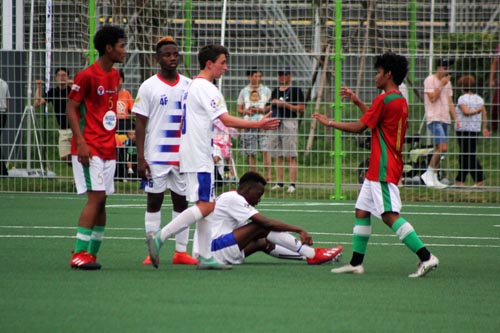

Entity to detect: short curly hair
[373,52,408,85]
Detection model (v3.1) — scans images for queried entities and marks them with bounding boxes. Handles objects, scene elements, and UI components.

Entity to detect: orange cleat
[142,255,158,265]
[172,251,198,265]
[307,246,343,265]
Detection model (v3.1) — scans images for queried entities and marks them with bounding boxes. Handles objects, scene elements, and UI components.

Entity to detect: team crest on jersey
[102,110,117,131]
[210,96,222,109]
[97,85,105,96]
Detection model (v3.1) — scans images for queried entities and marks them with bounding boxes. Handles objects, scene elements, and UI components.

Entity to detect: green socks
[88,226,105,256]
[391,217,425,253]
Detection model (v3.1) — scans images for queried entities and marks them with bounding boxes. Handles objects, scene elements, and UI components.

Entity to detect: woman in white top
[454,75,490,187]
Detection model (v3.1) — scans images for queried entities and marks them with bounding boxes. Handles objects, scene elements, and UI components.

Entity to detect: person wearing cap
[421,58,458,189]
[265,66,305,193]
[489,42,500,133]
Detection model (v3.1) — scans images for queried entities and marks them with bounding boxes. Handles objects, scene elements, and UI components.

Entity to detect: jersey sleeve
[360,94,384,129]
[202,83,228,121]
[68,71,90,104]
[131,81,150,117]
[224,193,258,223]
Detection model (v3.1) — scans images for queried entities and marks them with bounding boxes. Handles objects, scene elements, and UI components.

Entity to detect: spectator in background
[454,75,490,187]
[421,58,457,189]
[237,68,272,181]
[489,42,500,133]
[35,68,73,163]
[266,66,305,193]
[117,69,134,133]
[0,78,10,176]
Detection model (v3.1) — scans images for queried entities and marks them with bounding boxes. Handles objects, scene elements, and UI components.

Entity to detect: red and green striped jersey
[360,90,408,184]
[69,63,120,160]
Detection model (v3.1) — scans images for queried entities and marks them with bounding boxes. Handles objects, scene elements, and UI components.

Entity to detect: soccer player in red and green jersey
[313,52,439,278]
[66,25,126,270]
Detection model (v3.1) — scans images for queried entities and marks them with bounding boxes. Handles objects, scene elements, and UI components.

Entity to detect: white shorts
[355,179,402,220]
[185,172,215,203]
[143,165,186,195]
[72,155,115,195]
[211,232,245,265]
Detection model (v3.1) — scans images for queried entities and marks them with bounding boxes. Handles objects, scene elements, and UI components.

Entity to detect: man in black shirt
[35,68,73,163]
[265,67,305,193]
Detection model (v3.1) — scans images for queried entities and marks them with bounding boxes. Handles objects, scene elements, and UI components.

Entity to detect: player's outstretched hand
[340,86,362,103]
[312,112,331,127]
[259,112,280,130]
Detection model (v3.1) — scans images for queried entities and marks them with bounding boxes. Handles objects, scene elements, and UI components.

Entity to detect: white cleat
[408,254,439,278]
[331,264,365,274]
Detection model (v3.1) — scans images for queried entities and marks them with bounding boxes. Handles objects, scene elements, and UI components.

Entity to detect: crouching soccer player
[206,171,343,266]
[313,52,439,278]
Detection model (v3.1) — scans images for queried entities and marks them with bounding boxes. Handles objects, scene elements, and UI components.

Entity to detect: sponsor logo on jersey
[97,86,105,96]
[102,110,117,131]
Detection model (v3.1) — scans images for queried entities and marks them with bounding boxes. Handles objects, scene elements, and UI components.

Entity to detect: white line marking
[0,235,498,248]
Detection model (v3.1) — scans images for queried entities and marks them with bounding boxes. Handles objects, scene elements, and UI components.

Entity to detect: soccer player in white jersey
[133,36,197,266]
[146,44,280,269]
[209,171,343,265]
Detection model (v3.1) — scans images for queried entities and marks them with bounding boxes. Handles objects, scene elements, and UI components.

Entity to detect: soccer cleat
[172,251,198,265]
[196,256,232,270]
[330,263,365,274]
[408,254,439,278]
[271,184,283,191]
[70,251,101,270]
[287,185,296,193]
[307,246,343,265]
[142,255,159,265]
[146,231,162,269]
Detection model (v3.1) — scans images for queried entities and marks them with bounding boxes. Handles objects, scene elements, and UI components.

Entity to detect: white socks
[145,211,161,234]
[160,205,203,243]
[173,211,190,253]
[266,231,315,258]
[268,245,305,260]
[195,217,213,258]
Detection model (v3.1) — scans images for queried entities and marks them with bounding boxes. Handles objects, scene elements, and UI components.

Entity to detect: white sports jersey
[180,77,228,172]
[209,190,259,239]
[132,74,191,166]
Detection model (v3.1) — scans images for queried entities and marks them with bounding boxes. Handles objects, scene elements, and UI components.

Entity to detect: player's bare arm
[219,111,280,130]
[66,98,92,166]
[340,87,368,113]
[312,113,368,134]
[135,113,150,179]
[251,213,313,245]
